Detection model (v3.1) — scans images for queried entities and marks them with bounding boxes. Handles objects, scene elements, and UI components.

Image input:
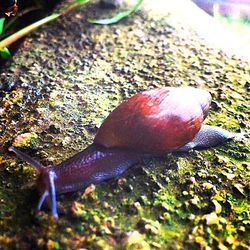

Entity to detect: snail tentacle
[37,190,49,210]
[9,146,45,172]
[48,171,58,219]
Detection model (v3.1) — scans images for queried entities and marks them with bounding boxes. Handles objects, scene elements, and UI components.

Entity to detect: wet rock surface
[0,0,249,249]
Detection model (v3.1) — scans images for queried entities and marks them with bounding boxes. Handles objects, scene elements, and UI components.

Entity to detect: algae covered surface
[0,0,250,249]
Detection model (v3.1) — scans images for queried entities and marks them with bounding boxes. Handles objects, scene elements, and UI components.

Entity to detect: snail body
[10,87,238,218]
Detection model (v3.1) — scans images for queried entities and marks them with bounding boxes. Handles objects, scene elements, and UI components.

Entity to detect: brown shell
[94,87,211,153]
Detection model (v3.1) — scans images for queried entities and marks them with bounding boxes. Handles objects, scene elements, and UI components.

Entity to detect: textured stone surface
[0,0,249,249]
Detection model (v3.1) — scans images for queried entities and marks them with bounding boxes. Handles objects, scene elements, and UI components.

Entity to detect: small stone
[238,226,245,232]
[222,172,235,180]
[161,212,171,222]
[0,108,4,116]
[117,178,127,187]
[219,218,227,224]
[211,100,221,110]
[137,195,150,206]
[233,183,245,196]
[203,212,219,225]
[48,124,61,134]
[151,242,161,249]
[47,239,57,250]
[160,202,171,211]
[218,243,229,250]
[189,176,196,184]
[225,235,235,246]
[137,218,159,235]
[144,224,159,235]
[83,184,96,196]
[182,191,189,196]
[61,136,71,146]
[13,132,39,148]
[188,214,195,221]
[124,231,150,249]
[93,215,101,224]
[202,182,215,190]
[71,202,86,218]
[190,196,200,205]
[212,200,222,214]
[133,201,142,213]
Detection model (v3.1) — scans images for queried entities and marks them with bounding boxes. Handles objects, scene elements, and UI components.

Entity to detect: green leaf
[0,18,5,34]
[0,18,10,59]
[0,47,11,59]
[88,0,144,25]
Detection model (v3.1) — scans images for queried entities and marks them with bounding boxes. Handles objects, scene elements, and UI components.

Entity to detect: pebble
[222,172,235,180]
[48,124,61,134]
[13,132,38,148]
[136,195,150,206]
[190,196,200,205]
[189,176,196,184]
[124,231,150,249]
[212,200,222,214]
[233,183,245,196]
[83,184,96,196]
[203,212,219,225]
[202,182,215,190]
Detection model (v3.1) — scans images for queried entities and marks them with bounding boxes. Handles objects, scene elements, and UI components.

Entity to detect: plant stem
[0,13,59,49]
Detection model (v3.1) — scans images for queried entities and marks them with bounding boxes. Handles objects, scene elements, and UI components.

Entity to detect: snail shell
[95,87,211,152]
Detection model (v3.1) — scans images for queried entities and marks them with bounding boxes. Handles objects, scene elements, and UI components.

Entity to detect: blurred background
[192,0,250,42]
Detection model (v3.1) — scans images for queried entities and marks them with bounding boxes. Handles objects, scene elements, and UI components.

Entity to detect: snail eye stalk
[8,146,45,172]
[48,171,58,219]
[37,190,48,210]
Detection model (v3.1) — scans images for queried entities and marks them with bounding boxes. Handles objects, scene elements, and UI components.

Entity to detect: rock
[202,182,215,190]
[233,183,245,196]
[212,200,222,214]
[13,132,39,148]
[123,231,150,249]
[203,212,220,225]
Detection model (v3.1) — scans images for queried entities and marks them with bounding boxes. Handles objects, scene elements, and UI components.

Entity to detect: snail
[9,87,238,218]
